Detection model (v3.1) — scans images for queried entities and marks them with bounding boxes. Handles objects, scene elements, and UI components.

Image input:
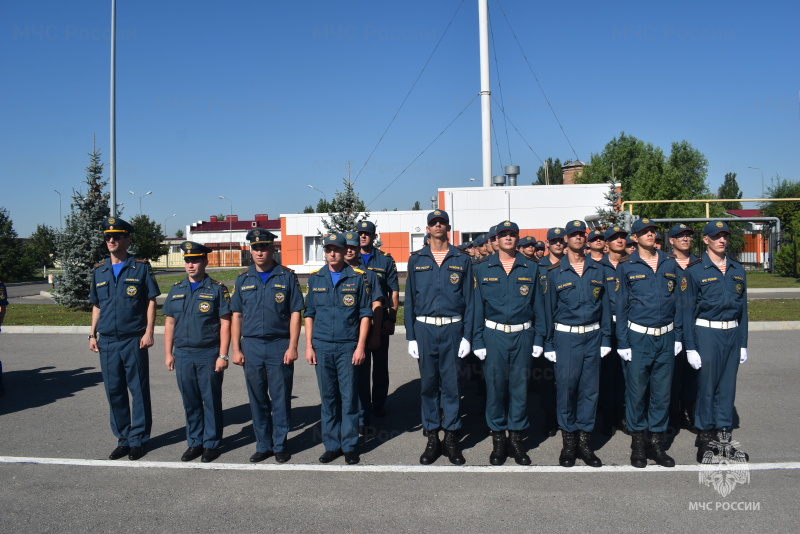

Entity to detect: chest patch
[736,283,743,294]
[667,280,675,292]
[275,292,285,303]
[519,284,530,296]
[342,294,355,306]
[450,272,460,284]
[126,286,138,296]
[681,277,688,292]
[593,286,601,299]
[198,301,211,313]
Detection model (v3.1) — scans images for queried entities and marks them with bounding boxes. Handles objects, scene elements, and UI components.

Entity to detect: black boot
[419,429,441,465]
[577,430,602,467]
[507,430,532,466]
[714,429,749,462]
[616,407,630,435]
[442,430,466,465]
[696,430,714,463]
[559,430,577,468]
[489,431,508,466]
[681,406,698,434]
[645,431,675,467]
[630,432,647,468]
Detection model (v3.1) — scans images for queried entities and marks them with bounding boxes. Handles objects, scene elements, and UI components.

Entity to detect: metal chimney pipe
[505,165,520,186]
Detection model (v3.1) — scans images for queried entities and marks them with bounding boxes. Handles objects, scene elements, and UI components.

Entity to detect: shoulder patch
[238,268,248,276]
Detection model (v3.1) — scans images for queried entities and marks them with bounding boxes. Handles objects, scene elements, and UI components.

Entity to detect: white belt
[628,321,674,337]
[555,322,600,334]
[696,319,739,330]
[485,320,532,333]
[416,315,462,327]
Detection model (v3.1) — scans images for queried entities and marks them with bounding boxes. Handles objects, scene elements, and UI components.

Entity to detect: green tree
[412,200,421,210]
[0,207,35,281]
[534,158,564,185]
[303,205,315,213]
[53,147,113,310]
[23,224,59,269]
[717,172,743,210]
[595,182,624,228]
[760,176,800,226]
[129,214,169,262]
[320,177,370,233]
[174,228,184,239]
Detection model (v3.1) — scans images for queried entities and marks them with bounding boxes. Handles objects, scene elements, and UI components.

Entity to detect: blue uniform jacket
[305,265,373,343]
[89,256,160,337]
[362,249,399,302]
[543,256,612,352]
[472,252,543,350]
[682,252,748,351]
[352,258,385,305]
[615,250,682,351]
[404,245,474,342]
[163,275,231,350]
[230,264,305,339]
[598,254,630,314]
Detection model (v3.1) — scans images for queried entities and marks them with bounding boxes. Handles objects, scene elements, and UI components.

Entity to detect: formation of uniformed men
[87,213,748,466]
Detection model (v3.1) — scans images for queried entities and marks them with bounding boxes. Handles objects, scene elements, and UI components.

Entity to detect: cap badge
[642,218,650,223]
[330,234,337,240]
[185,242,193,249]
[716,221,724,228]
[434,210,441,215]
[504,221,511,227]
[574,221,580,227]
[108,217,116,225]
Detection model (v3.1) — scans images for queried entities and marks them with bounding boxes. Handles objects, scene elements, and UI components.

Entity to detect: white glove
[740,348,748,364]
[618,348,632,362]
[408,340,419,359]
[687,349,702,370]
[600,346,611,358]
[674,341,683,356]
[473,348,487,361]
[544,351,556,363]
[532,345,543,358]
[457,338,471,358]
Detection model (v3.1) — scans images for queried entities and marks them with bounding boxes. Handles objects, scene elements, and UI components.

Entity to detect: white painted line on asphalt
[2,456,799,473]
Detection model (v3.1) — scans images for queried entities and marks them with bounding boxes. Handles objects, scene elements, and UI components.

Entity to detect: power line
[494,0,580,161]
[353,0,467,185]
[489,9,512,166]
[367,94,479,207]
[491,95,544,165]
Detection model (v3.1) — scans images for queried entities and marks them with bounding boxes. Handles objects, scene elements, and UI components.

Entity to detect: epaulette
[94,262,105,268]
[353,268,365,274]
[238,268,248,276]
[618,256,630,263]
[472,256,490,265]
[282,265,295,273]
[173,281,181,286]
[667,253,677,259]
[211,280,226,287]
[135,258,150,264]
[378,249,392,257]
[547,263,560,271]
[687,258,702,268]
[310,268,321,274]
[409,250,421,256]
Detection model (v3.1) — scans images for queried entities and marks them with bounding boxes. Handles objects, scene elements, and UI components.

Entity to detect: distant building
[185,214,281,267]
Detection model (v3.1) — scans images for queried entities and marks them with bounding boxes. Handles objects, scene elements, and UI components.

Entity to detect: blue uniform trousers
[624,330,675,432]
[242,337,294,453]
[314,340,359,452]
[97,335,152,447]
[694,326,740,431]
[553,329,602,432]
[416,322,462,432]
[357,332,390,425]
[484,328,534,431]
[174,347,224,449]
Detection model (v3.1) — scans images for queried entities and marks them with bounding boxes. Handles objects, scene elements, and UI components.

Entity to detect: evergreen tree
[129,214,169,262]
[717,172,743,210]
[412,200,421,210]
[534,158,565,185]
[320,176,370,234]
[23,224,59,269]
[595,181,625,228]
[53,148,113,310]
[0,207,34,281]
[174,228,185,239]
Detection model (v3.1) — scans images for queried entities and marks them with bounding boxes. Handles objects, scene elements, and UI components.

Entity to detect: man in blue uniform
[305,233,373,465]
[517,236,537,261]
[355,220,399,420]
[668,223,700,435]
[616,218,682,468]
[534,240,546,261]
[586,229,606,261]
[231,229,304,463]
[406,210,474,465]
[473,221,542,465]
[533,227,566,437]
[683,221,749,463]
[0,280,6,397]
[89,217,160,461]
[163,241,231,463]
[543,220,611,467]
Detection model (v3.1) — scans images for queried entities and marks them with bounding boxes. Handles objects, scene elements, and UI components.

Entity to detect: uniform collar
[104,255,134,271]
[179,274,210,288]
[420,244,458,261]
[487,251,529,269]
[701,252,737,271]
[629,249,665,266]
[248,263,283,277]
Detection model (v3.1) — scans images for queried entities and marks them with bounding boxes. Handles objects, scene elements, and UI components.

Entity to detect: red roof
[726,209,762,218]
[192,217,281,232]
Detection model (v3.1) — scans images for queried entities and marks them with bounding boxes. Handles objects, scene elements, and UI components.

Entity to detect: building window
[305,236,324,263]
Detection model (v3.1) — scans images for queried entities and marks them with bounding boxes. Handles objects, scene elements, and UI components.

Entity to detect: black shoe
[543,414,559,437]
[419,430,441,465]
[250,451,274,463]
[201,448,221,463]
[713,430,749,462]
[359,425,375,437]
[489,431,508,466]
[319,450,343,463]
[181,446,203,462]
[697,430,714,463]
[681,408,698,434]
[275,452,291,463]
[630,432,647,468]
[645,432,675,467]
[108,446,130,460]
[577,430,602,467]
[373,406,386,417]
[344,451,360,465]
[442,430,466,465]
[128,446,146,461]
[507,430,532,466]
[559,430,577,468]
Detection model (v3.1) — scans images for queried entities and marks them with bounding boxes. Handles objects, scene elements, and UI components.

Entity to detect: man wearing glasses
[89,217,160,461]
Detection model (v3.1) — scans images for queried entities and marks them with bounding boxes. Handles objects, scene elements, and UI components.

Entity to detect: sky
[1,0,798,237]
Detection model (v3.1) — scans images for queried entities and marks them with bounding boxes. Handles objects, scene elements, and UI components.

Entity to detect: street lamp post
[308,185,327,211]
[129,190,152,215]
[219,195,233,267]
[747,166,765,197]
[163,213,176,269]
[54,190,62,229]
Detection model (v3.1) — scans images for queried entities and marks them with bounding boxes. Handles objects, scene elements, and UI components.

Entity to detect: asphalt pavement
[0,331,798,533]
